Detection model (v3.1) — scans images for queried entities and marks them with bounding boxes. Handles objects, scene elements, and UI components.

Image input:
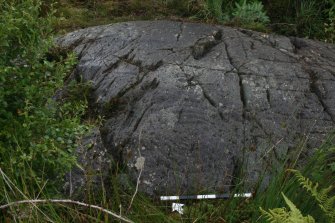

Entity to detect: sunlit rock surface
[58,21,335,196]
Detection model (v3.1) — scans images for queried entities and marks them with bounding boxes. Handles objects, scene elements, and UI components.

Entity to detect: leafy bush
[203,0,269,31]
[232,0,269,24]
[0,0,88,194]
[262,0,331,39]
[204,0,240,21]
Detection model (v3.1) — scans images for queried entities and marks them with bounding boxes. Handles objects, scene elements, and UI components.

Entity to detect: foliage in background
[205,0,236,20]
[325,0,335,42]
[0,0,89,204]
[204,0,269,25]
[205,0,225,20]
[232,0,269,24]
[263,0,335,40]
[295,0,324,38]
[204,0,335,40]
[52,0,335,41]
[54,0,203,32]
[231,0,269,31]
[0,0,334,222]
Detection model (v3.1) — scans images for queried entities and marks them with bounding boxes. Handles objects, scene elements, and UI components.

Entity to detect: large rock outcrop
[57,21,335,196]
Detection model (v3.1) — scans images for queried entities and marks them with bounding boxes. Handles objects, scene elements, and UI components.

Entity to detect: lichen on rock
[58,21,335,196]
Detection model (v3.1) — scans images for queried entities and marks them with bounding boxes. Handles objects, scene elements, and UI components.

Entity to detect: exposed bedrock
[57,21,335,196]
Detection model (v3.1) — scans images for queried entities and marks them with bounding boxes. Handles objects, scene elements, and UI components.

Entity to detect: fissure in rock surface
[58,21,335,196]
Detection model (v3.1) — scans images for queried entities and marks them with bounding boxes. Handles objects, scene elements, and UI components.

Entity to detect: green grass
[52,0,204,34]
[1,1,334,222]
[3,133,333,222]
[52,0,335,41]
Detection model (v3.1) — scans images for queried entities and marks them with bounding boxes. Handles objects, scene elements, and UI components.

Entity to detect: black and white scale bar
[160,193,252,201]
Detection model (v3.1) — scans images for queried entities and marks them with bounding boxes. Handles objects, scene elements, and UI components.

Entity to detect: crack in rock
[308,69,335,123]
[176,22,184,42]
[59,21,335,198]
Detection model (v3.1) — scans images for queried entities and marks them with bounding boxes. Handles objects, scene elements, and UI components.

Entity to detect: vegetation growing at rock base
[261,169,335,223]
[0,0,334,222]
[54,0,335,42]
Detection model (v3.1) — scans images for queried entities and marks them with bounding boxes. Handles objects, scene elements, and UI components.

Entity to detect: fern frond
[318,190,335,222]
[282,193,303,219]
[289,169,335,222]
[290,170,319,198]
[260,207,290,223]
[260,193,315,223]
[318,186,332,203]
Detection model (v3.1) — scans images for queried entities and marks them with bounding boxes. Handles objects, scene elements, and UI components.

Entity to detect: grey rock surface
[57,21,335,196]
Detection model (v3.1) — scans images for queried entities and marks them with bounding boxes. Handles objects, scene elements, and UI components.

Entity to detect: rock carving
[58,21,335,196]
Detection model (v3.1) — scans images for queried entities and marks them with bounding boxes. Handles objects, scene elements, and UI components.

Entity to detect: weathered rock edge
[57,21,335,196]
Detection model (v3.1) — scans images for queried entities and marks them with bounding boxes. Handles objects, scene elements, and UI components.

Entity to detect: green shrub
[263,0,331,39]
[203,0,269,31]
[0,0,88,194]
[232,0,269,25]
[204,0,236,21]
